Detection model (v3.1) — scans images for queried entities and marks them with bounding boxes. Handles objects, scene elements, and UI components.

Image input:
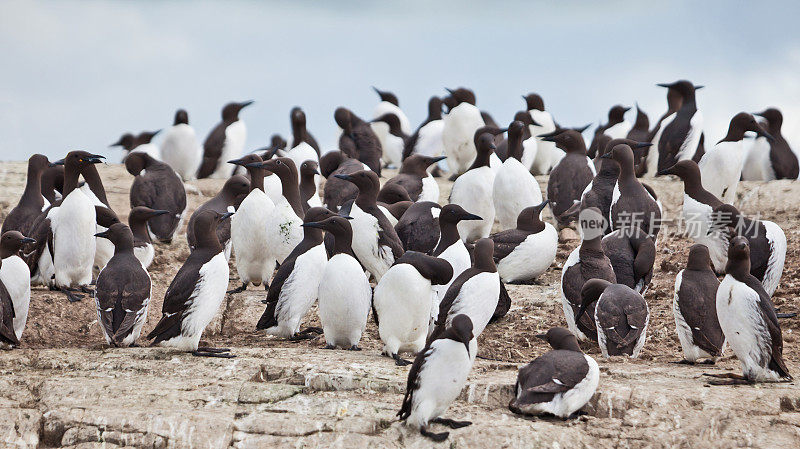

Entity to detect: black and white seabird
[372,86,412,135]
[94,223,151,347]
[449,134,498,242]
[575,279,649,357]
[561,208,617,341]
[626,105,650,143]
[260,134,287,161]
[374,251,453,365]
[334,170,404,281]
[48,151,106,302]
[110,132,136,158]
[186,174,249,259]
[0,231,35,340]
[442,87,485,176]
[603,144,662,239]
[656,80,704,172]
[656,160,726,272]
[489,200,557,284]
[708,237,791,384]
[304,215,372,350]
[588,105,630,158]
[711,203,786,297]
[2,154,51,236]
[371,112,407,169]
[127,206,169,269]
[394,201,442,254]
[125,152,187,244]
[198,100,253,179]
[160,109,201,181]
[0,260,19,349]
[299,160,322,211]
[227,154,275,293]
[403,96,445,162]
[257,157,305,267]
[322,154,368,210]
[673,244,725,364]
[641,83,683,177]
[509,327,599,419]
[384,155,445,203]
[753,108,798,180]
[398,314,475,442]
[560,138,651,232]
[523,93,561,175]
[147,210,234,357]
[335,107,383,176]
[429,204,482,331]
[289,106,320,156]
[543,130,595,231]
[601,225,655,294]
[698,112,773,204]
[256,207,338,339]
[430,238,500,359]
[493,120,543,230]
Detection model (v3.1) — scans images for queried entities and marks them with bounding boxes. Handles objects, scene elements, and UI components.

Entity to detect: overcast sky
[1,0,799,161]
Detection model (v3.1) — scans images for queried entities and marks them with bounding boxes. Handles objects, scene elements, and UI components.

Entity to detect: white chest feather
[265,196,303,264]
[211,121,246,178]
[134,243,155,269]
[317,254,372,348]
[418,175,440,203]
[699,140,746,203]
[160,124,201,180]
[181,253,229,345]
[268,244,328,337]
[492,158,543,230]
[231,189,275,284]
[374,264,431,355]
[349,204,393,281]
[282,142,320,176]
[442,104,485,174]
[1,255,31,339]
[407,339,472,428]
[414,120,445,157]
[715,275,780,381]
[450,166,496,242]
[52,189,96,287]
[497,224,558,282]
[444,271,500,338]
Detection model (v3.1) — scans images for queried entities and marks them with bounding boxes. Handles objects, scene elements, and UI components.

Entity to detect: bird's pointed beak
[656,83,672,88]
[333,174,352,181]
[221,212,234,221]
[239,100,254,108]
[634,142,653,149]
[301,221,324,229]
[151,210,170,217]
[694,85,704,90]
[87,154,106,164]
[21,237,36,244]
[540,135,556,142]
[50,159,65,167]
[431,156,447,163]
[463,213,482,221]
[534,333,547,341]
[94,230,111,239]
[537,199,550,209]
[656,168,671,176]
[600,152,613,159]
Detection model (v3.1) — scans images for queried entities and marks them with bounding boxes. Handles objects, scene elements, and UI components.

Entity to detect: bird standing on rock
[94,223,151,348]
[398,314,475,442]
[707,237,791,384]
[147,210,234,358]
[305,216,372,351]
[199,101,253,179]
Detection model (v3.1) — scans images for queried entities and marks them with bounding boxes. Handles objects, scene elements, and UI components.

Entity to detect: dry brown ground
[0,161,799,448]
